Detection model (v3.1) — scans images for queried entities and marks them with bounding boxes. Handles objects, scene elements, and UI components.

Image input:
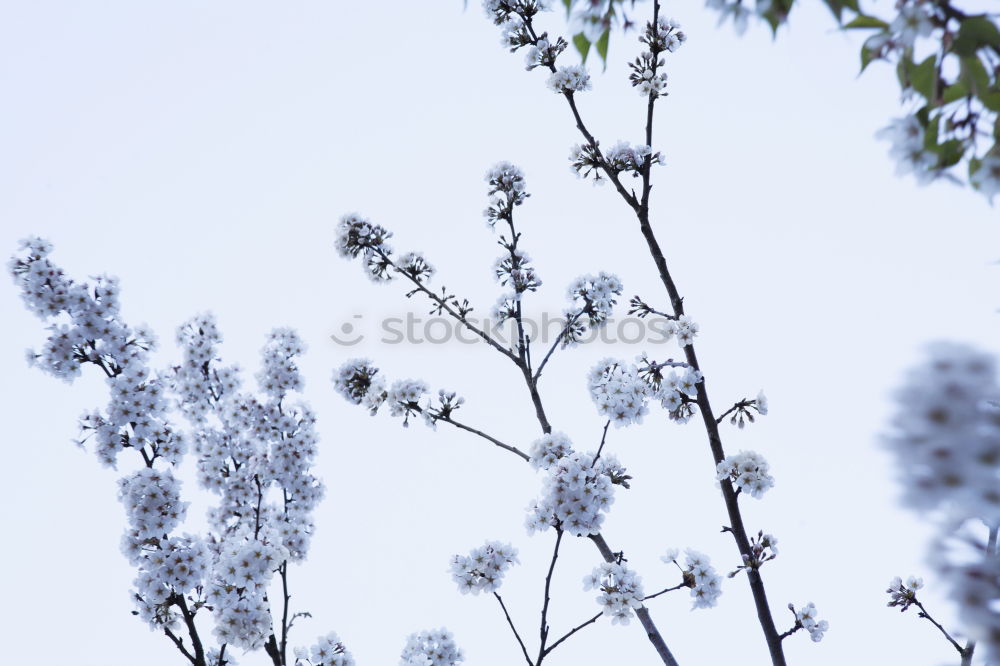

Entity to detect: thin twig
[424,408,531,462]
[495,593,534,666]
[537,529,564,660]
[542,612,603,656]
[914,600,967,656]
[643,582,686,601]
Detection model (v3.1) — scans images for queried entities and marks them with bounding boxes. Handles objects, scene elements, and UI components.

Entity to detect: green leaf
[981,90,1000,112]
[562,0,571,16]
[595,29,610,67]
[961,56,990,95]
[954,16,1000,57]
[844,15,889,30]
[910,55,937,101]
[941,81,969,104]
[573,33,592,62]
[970,157,984,179]
[937,139,966,168]
[860,45,878,72]
[924,114,940,149]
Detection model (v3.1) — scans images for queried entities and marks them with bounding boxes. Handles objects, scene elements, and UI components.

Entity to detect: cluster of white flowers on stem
[563,272,623,345]
[450,541,520,595]
[662,548,724,609]
[886,575,924,610]
[399,628,464,666]
[529,431,575,469]
[295,633,356,666]
[716,450,775,498]
[793,602,829,642]
[10,239,367,664]
[547,64,592,94]
[875,116,938,184]
[334,213,394,282]
[525,450,629,536]
[886,342,1000,660]
[588,359,652,427]
[629,16,685,98]
[583,562,645,625]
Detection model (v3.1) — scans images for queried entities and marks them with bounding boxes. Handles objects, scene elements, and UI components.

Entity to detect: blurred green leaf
[981,90,1000,112]
[937,139,966,168]
[844,15,888,30]
[860,45,877,72]
[941,81,969,104]
[961,56,990,95]
[910,55,937,101]
[953,17,1000,57]
[595,29,610,67]
[573,33,592,62]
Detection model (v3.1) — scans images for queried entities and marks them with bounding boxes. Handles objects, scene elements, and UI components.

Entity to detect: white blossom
[583,562,645,625]
[716,450,775,498]
[450,541,520,595]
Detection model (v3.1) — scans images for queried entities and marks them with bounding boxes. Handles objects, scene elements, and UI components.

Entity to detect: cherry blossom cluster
[529,431,575,470]
[583,562,646,625]
[886,342,1000,522]
[175,315,324,561]
[119,468,188,540]
[547,64,592,94]
[399,628,464,666]
[715,450,775,499]
[793,602,829,642]
[628,17,685,99]
[588,359,653,427]
[10,238,183,468]
[657,366,703,424]
[525,450,630,536]
[740,531,779,571]
[483,161,529,226]
[128,533,211,632]
[662,548,724,609]
[450,541,520,595]
[295,633,356,666]
[207,536,289,649]
[335,213,394,282]
[885,575,923,611]
[524,35,567,70]
[493,248,541,298]
[875,116,937,185]
[886,342,1000,659]
[562,272,623,344]
[335,359,455,428]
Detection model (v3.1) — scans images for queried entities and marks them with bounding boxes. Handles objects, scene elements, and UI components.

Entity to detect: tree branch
[495,593,534,666]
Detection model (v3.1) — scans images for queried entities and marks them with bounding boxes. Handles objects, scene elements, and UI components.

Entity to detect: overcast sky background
[2,1,998,665]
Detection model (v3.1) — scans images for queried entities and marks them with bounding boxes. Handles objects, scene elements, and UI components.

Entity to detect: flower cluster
[887,343,1000,661]
[875,116,938,185]
[295,632,356,666]
[529,431,574,470]
[526,450,629,536]
[524,35,567,70]
[741,531,779,570]
[335,213,394,282]
[450,541,520,595]
[886,342,1000,522]
[547,64,592,94]
[128,534,210,617]
[399,628,464,666]
[663,548,724,609]
[606,141,664,175]
[583,562,645,625]
[588,359,653,428]
[483,161,529,226]
[119,468,188,540]
[644,15,686,54]
[207,536,288,649]
[716,450,774,498]
[656,365,703,424]
[886,575,923,611]
[794,602,829,642]
[397,252,436,283]
[563,272,623,345]
[494,249,541,294]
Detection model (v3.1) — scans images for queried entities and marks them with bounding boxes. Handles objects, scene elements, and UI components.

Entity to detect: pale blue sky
[1,1,997,665]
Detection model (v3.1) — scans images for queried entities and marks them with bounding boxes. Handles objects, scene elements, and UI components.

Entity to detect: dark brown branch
[424,408,531,462]
[495,593,534,666]
[537,529,563,660]
[164,626,198,665]
[542,612,602,656]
